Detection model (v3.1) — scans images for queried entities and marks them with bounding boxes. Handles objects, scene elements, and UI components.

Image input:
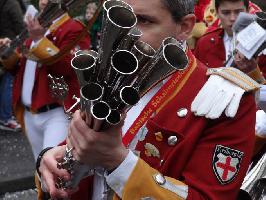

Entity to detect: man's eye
[221,11,230,15]
[137,16,151,25]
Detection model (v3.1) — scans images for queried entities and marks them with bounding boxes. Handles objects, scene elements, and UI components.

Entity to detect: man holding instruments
[0,0,90,161]
[37,0,259,199]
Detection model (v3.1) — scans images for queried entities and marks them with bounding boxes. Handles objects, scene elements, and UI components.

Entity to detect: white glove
[256,110,266,138]
[191,75,245,119]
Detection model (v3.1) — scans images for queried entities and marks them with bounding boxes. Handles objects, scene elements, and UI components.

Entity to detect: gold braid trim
[207,67,260,92]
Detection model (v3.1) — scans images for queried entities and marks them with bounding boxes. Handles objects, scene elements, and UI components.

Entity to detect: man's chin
[225,29,233,36]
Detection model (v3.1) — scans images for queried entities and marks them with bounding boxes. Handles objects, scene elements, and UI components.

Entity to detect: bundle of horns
[71,0,189,131]
[54,0,189,190]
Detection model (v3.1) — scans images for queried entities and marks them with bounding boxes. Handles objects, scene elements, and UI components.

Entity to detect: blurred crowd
[0,0,101,133]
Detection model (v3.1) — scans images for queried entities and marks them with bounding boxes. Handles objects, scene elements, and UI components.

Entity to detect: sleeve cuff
[29,37,59,60]
[105,150,138,198]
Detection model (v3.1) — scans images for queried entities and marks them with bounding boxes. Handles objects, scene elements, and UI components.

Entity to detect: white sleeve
[256,110,266,137]
[257,85,266,112]
[105,150,138,198]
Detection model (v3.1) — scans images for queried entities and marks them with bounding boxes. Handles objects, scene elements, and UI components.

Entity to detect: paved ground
[0,189,37,200]
[0,129,37,199]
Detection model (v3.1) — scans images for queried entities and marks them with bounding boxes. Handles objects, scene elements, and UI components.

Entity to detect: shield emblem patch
[212,145,244,184]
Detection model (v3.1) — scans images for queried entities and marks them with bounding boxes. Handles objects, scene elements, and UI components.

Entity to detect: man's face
[217,1,247,36]
[123,0,181,50]
[39,0,49,12]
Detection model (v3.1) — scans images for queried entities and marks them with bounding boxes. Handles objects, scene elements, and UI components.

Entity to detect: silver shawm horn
[96,5,137,83]
[80,82,104,126]
[118,26,142,50]
[71,52,97,87]
[132,39,188,97]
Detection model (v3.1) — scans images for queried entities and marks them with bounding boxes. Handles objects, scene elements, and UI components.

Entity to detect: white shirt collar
[223,31,234,61]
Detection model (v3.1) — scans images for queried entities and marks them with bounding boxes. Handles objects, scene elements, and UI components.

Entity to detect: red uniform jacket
[12,18,90,111]
[194,28,266,77]
[70,58,256,200]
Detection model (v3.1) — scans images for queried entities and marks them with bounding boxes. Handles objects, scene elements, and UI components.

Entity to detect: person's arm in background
[0,37,21,72]
[0,0,25,72]
[0,38,11,47]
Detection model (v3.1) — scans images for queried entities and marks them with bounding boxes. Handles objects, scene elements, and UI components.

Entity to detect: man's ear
[176,14,196,41]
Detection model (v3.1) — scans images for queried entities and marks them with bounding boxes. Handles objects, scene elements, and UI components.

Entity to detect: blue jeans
[0,72,13,122]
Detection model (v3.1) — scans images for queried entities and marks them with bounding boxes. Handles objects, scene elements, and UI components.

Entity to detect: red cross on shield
[213,145,244,185]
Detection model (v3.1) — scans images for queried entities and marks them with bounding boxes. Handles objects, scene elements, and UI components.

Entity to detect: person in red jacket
[188,0,261,50]
[194,0,265,77]
[37,0,259,199]
[1,0,90,160]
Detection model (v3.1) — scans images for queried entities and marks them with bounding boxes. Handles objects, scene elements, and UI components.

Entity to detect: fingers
[43,173,74,199]
[42,177,72,199]
[42,156,69,179]
[235,51,245,60]
[69,109,124,167]
[206,90,233,119]
[26,15,45,41]
[234,51,258,73]
[25,14,32,26]
[191,75,216,113]
[68,131,81,161]
[0,38,11,47]
[70,110,89,140]
[192,75,221,116]
[49,179,70,199]
[25,14,35,29]
[225,89,244,117]
[234,52,245,69]
[191,74,245,119]
[39,146,72,199]
[69,110,92,161]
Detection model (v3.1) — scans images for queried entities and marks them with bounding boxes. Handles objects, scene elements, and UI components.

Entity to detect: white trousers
[24,107,69,160]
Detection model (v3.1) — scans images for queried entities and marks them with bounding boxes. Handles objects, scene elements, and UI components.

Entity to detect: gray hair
[161,0,195,22]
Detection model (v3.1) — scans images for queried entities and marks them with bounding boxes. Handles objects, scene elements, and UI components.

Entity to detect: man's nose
[229,13,238,22]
